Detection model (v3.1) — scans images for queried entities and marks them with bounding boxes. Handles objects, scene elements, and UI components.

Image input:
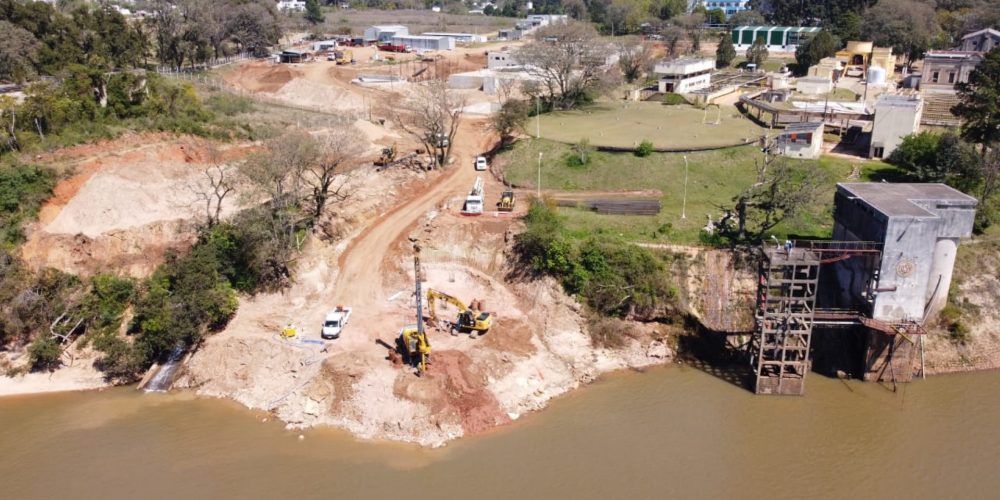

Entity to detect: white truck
[461,177,484,216]
[321,306,352,339]
[474,156,488,171]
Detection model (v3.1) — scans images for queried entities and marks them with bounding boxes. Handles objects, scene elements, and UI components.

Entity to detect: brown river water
[2,365,999,500]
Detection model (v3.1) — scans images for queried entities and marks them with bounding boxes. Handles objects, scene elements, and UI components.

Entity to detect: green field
[500,139,898,244]
[533,101,764,150]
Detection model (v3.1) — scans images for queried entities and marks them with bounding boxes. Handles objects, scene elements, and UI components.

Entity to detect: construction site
[3,25,998,449]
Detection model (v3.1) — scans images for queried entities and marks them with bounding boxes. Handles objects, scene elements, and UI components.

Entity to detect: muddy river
[2,366,999,499]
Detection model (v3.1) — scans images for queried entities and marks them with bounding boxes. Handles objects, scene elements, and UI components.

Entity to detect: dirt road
[330,118,496,345]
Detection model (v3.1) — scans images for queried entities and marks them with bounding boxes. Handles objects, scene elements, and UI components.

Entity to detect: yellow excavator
[426,288,494,334]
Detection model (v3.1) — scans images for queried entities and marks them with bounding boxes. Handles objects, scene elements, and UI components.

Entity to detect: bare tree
[395,81,465,168]
[303,126,364,220]
[514,21,615,109]
[240,130,321,245]
[617,37,652,84]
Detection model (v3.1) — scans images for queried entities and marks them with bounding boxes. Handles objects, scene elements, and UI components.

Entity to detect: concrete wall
[776,130,822,159]
[869,98,922,159]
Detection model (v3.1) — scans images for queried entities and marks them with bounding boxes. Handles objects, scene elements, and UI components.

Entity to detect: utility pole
[537,152,543,198]
[681,155,689,220]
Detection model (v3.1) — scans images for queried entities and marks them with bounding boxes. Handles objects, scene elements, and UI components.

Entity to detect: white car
[321,306,352,339]
[474,156,488,171]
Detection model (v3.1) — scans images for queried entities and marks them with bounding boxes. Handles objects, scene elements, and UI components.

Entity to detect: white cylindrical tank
[868,66,887,86]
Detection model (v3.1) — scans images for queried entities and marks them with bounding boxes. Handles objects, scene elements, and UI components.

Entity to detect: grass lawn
[533,101,764,150]
[731,56,795,73]
[499,138,898,245]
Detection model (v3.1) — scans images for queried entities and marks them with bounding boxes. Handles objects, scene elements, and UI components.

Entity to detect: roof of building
[780,121,823,134]
[370,25,408,31]
[422,32,482,37]
[392,35,449,41]
[838,183,978,218]
[732,26,821,33]
[924,50,984,60]
[961,28,1000,40]
[875,94,922,108]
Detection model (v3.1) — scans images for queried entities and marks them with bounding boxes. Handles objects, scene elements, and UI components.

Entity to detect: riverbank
[0,359,108,397]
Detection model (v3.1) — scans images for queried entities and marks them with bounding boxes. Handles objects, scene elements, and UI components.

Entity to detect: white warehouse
[422,32,488,43]
[391,35,455,51]
[654,57,714,93]
[364,25,409,43]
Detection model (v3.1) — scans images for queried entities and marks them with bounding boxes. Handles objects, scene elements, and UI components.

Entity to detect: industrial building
[731,26,821,52]
[497,28,523,41]
[774,122,823,159]
[448,69,539,94]
[869,95,923,159]
[959,28,1000,52]
[487,50,520,70]
[422,32,488,43]
[312,39,339,52]
[834,41,896,72]
[653,57,714,93]
[700,0,751,17]
[748,182,977,395]
[920,51,984,91]
[390,35,455,51]
[364,25,409,43]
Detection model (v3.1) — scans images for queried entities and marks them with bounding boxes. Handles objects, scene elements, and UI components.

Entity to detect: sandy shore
[0,362,109,398]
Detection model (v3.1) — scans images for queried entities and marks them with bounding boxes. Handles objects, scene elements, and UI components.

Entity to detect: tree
[715,32,736,68]
[563,0,588,20]
[795,31,840,73]
[304,126,363,220]
[888,132,981,190]
[862,0,938,62]
[746,37,768,67]
[662,25,686,57]
[705,8,726,25]
[396,81,465,168]
[514,22,615,109]
[0,21,41,83]
[305,0,325,24]
[617,37,652,83]
[954,48,1000,150]
[727,10,765,26]
[491,99,528,147]
[712,157,831,242]
[832,10,863,42]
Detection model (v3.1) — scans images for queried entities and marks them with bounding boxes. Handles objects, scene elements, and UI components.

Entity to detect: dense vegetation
[515,200,677,321]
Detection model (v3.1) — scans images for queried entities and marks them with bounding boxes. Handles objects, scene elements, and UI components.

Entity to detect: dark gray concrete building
[832,183,977,322]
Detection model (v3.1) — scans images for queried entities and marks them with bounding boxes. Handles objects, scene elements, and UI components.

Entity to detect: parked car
[475,156,488,171]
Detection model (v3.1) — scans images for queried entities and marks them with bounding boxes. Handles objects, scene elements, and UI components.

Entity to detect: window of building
[931,71,940,83]
[948,72,956,83]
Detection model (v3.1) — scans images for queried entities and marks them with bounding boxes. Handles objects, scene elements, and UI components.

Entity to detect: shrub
[634,139,654,157]
[660,93,688,105]
[207,93,255,116]
[0,164,56,245]
[28,336,62,371]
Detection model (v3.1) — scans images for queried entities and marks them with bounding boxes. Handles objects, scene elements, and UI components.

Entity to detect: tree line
[0,0,282,83]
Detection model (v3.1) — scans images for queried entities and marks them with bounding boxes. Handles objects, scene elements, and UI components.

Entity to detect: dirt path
[330,118,495,336]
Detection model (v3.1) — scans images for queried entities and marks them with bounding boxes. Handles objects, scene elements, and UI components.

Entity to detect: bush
[0,164,56,245]
[940,304,971,344]
[634,139,654,157]
[207,93,255,116]
[660,93,688,106]
[28,336,62,371]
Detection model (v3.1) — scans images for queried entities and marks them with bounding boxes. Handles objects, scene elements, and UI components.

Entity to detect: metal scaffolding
[750,246,821,395]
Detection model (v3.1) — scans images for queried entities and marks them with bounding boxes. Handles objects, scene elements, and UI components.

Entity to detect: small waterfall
[143,343,186,393]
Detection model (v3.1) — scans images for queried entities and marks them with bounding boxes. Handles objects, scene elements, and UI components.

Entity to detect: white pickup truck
[321,306,352,339]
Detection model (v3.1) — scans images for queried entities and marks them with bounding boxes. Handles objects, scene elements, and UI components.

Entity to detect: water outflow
[143,343,186,392]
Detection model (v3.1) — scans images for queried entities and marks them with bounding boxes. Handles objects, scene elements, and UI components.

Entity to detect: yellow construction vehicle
[337,49,354,65]
[399,242,431,374]
[497,190,515,212]
[426,288,494,334]
[374,143,396,166]
[400,324,431,373]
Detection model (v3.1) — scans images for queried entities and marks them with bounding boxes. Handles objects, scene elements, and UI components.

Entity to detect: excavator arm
[426,289,469,321]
